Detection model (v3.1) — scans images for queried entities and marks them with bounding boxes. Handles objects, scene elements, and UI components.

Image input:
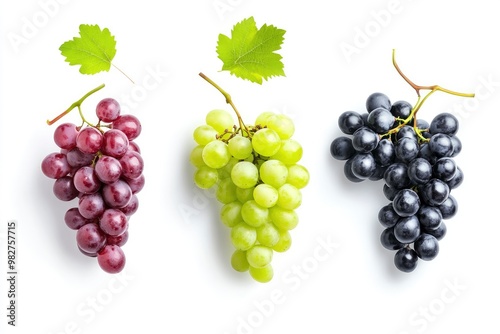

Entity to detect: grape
[231,250,250,272]
[330,90,465,272]
[94,155,122,184]
[101,129,129,158]
[73,166,101,194]
[42,97,144,274]
[338,111,364,135]
[246,245,273,268]
[53,176,79,201]
[366,92,391,112]
[54,123,79,149]
[191,108,308,282]
[41,152,71,179]
[76,127,103,154]
[206,109,234,133]
[251,128,281,157]
[96,98,121,122]
[112,114,142,141]
[202,140,231,169]
[97,245,126,274]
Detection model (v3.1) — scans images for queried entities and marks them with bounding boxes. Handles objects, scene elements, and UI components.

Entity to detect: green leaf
[59,24,117,75]
[216,16,286,84]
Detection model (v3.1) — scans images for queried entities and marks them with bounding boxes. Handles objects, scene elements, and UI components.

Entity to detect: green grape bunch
[190,75,309,283]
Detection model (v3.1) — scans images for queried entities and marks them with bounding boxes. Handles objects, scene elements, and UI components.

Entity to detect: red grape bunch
[41,95,144,274]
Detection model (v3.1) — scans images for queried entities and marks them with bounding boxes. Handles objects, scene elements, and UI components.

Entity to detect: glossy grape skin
[407,158,432,185]
[395,137,419,163]
[421,179,450,206]
[101,129,129,158]
[430,112,459,136]
[330,137,356,160]
[394,247,418,273]
[417,205,442,231]
[366,92,391,112]
[367,107,395,133]
[112,114,142,141]
[97,245,126,274]
[338,111,364,135]
[73,166,101,194]
[53,176,79,201]
[78,193,105,219]
[428,133,454,158]
[414,234,439,261]
[352,127,379,153]
[384,163,410,190]
[390,100,412,119]
[95,155,122,184]
[102,180,132,208]
[350,153,376,179]
[372,139,395,167]
[96,98,121,122]
[393,215,420,244]
[120,151,144,179]
[64,207,92,230]
[438,195,458,219]
[54,123,79,149]
[99,208,128,236]
[433,158,457,181]
[41,152,71,179]
[446,166,464,190]
[76,223,106,254]
[343,158,364,183]
[76,127,103,154]
[378,203,400,228]
[392,189,420,217]
[380,227,405,250]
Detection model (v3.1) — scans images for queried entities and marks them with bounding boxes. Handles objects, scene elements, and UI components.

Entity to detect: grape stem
[46,83,105,126]
[386,50,475,141]
[199,72,250,136]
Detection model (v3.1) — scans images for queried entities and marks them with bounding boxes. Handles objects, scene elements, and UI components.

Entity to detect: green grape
[246,245,273,268]
[231,250,249,272]
[193,124,218,145]
[194,166,218,189]
[252,128,281,157]
[260,159,288,188]
[256,223,280,247]
[230,222,257,250]
[255,111,275,126]
[253,184,278,208]
[249,264,274,283]
[286,164,310,189]
[272,229,292,252]
[231,161,259,189]
[206,109,234,133]
[228,135,253,160]
[241,200,269,227]
[270,206,298,230]
[202,140,231,169]
[236,186,254,203]
[266,113,295,140]
[216,178,237,204]
[277,183,302,210]
[190,145,206,168]
[271,139,303,165]
[220,201,243,228]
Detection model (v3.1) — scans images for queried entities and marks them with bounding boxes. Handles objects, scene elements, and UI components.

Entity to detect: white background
[1,0,498,333]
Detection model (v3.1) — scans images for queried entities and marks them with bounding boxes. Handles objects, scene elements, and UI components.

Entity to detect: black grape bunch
[330,50,474,273]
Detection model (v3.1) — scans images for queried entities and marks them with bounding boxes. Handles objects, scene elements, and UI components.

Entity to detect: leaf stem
[112,63,135,84]
[199,72,250,136]
[46,83,105,125]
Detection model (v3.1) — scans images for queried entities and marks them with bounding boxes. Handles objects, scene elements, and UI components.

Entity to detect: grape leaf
[59,24,117,75]
[217,17,286,84]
